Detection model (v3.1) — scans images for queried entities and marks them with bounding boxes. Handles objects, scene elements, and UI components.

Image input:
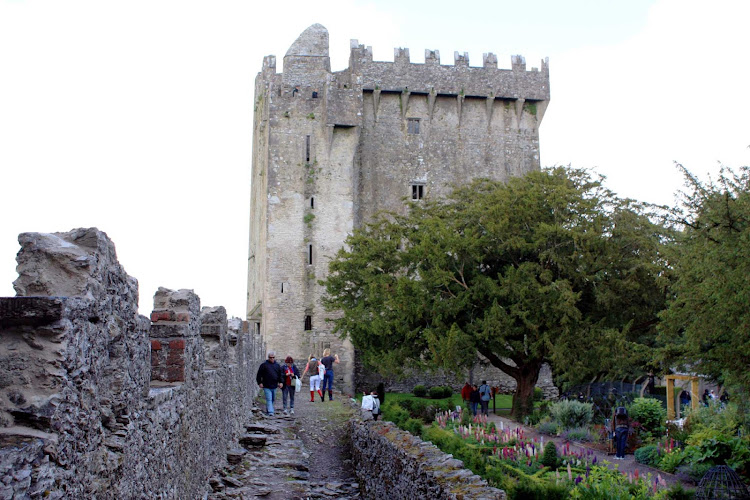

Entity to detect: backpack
[479,384,491,402]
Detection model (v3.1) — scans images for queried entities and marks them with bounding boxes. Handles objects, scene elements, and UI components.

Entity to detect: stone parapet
[0,228,265,498]
[350,416,506,499]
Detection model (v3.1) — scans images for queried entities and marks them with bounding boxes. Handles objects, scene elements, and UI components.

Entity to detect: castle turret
[282,23,331,91]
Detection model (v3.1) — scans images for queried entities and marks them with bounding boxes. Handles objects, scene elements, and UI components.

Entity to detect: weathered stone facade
[0,228,265,498]
[350,412,506,499]
[247,24,550,395]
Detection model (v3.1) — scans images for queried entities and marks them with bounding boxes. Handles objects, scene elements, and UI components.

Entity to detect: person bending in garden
[611,406,629,459]
[320,348,339,401]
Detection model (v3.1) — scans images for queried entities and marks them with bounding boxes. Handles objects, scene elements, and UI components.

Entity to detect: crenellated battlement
[346,39,549,100]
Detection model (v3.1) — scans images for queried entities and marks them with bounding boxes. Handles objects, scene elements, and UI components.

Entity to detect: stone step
[238,433,267,448]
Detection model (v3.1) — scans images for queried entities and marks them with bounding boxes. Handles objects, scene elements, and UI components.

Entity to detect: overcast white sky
[1,0,748,318]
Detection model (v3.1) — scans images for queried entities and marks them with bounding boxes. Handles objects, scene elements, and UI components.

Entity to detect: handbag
[294,376,301,393]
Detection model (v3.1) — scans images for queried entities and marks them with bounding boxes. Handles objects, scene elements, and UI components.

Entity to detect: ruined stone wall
[0,228,264,499]
[350,416,506,499]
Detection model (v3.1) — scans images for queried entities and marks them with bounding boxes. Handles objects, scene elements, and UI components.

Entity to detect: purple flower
[575,476,583,485]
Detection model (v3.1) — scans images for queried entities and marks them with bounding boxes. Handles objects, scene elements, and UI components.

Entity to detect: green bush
[634,444,660,466]
[428,385,452,399]
[398,398,452,423]
[658,449,687,474]
[382,402,410,427]
[549,400,594,429]
[402,418,424,437]
[628,397,666,436]
[664,483,695,500]
[542,441,558,469]
[533,387,544,401]
[560,426,594,442]
[509,480,569,500]
[537,419,559,436]
[413,384,427,397]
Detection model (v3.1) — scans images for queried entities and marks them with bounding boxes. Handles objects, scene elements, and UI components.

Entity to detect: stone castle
[247,24,550,393]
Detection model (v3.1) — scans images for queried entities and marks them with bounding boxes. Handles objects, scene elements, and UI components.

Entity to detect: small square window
[411,184,424,200]
[407,118,420,135]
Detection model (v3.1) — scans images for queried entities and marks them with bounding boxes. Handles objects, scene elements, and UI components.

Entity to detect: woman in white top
[300,354,323,402]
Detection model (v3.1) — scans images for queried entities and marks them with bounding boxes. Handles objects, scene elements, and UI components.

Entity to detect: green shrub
[628,397,666,436]
[537,419,559,436]
[634,444,660,466]
[509,480,569,500]
[677,461,714,484]
[413,384,427,397]
[549,400,594,429]
[664,483,695,500]
[382,402,410,427]
[659,449,687,474]
[402,418,424,437]
[428,385,452,399]
[398,398,452,423]
[533,387,544,401]
[542,441,558,469]
[560,426,594,442]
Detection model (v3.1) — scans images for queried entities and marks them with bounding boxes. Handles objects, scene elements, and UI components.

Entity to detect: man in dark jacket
[257,351,283,416]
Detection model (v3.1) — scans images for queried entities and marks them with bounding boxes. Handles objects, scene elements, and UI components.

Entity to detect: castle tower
[247,25,550,394]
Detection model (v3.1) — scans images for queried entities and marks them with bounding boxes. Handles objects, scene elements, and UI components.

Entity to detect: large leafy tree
[322,167,669,416]
[659,164,750,390]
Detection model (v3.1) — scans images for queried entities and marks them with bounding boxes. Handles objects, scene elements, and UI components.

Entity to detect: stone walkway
[206,391,360,499]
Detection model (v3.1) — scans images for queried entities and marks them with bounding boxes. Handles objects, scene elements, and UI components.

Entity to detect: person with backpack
[281,356,301,415]
[479,381,491,416]
[301,354,324,402]
[256,351,283,416]
[611,406,629,459]
[320,348,339,401]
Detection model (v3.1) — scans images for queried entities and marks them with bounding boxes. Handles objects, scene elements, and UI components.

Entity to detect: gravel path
[206,391,360,499]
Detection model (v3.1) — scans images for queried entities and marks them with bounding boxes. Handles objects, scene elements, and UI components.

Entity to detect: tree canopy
[322,167,669,416]
[659,164,750,391]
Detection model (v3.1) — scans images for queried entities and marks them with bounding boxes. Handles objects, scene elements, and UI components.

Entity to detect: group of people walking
[255,349,339,416]
[461,381,492,416]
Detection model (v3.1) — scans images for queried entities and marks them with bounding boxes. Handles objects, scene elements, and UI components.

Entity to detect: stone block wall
[350,415,506,499]
[0,228,265,499]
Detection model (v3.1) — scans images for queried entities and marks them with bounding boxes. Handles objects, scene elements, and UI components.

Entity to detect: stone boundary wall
[349,412,506,499]
[0,228,265,499]
[356,358,559,400]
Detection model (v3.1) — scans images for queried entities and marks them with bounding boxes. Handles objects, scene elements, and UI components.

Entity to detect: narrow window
[308,244,313,265]
[310,197,314,209]
[255,322,260,335]
[312,91,318,98]
[281,282,289,293]
[411,184,424,200]
[407,118,420,134]
[281,283,284,293]
[305,135,311,162]
[304,315,312,331]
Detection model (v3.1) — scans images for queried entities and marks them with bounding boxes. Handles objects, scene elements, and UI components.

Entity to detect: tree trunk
[511,362,542,418]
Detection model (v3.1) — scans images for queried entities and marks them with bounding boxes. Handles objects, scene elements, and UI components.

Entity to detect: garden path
[484,412,693,488]
[206,391,361,499]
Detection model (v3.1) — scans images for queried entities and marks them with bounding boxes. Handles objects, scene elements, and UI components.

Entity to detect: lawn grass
[372,391,514,411]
